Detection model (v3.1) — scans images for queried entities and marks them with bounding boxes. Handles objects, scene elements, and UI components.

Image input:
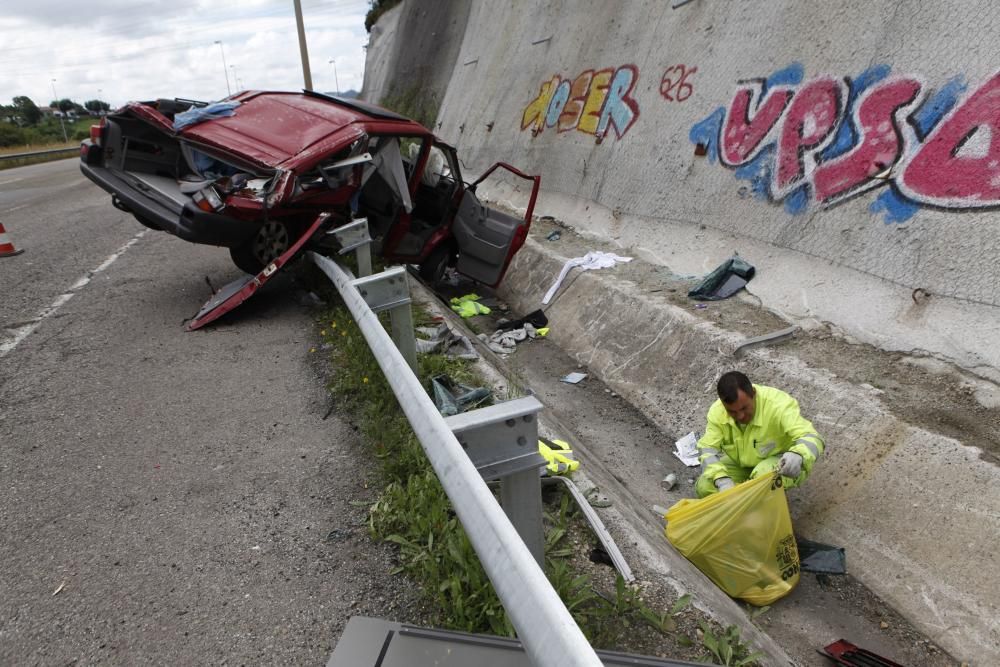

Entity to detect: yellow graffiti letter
[578,68,613,135]
[521,76,560,132]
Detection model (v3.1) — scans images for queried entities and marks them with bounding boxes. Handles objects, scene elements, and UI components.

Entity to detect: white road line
[4,204,28,215]
[0,177,24,186]
[0,230,147,358]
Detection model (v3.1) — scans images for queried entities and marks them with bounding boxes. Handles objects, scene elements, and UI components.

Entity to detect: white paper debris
[560,372,588,384]
[673,431,701,467]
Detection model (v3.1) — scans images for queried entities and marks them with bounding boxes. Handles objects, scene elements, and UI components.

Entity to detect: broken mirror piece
[560,371,588,384]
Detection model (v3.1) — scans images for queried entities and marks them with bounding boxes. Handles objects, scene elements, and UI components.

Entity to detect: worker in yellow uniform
[695,371,824,498]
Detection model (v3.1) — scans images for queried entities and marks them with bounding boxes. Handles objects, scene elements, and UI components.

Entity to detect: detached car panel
[80,90,539,286]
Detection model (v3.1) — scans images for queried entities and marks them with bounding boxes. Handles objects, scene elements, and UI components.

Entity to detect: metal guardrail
[0,147,79,163]
[308,221,603,667]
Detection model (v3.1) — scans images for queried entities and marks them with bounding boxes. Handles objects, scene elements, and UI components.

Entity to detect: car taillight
[89,119,105,145]
[192,186,224,212]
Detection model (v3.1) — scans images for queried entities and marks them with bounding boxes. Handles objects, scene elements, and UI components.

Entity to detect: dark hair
[717,371,754,404]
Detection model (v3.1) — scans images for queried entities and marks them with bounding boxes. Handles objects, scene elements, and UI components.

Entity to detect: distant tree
[365,0,402,32]
[50,98,74,114]
[84,99,111,113]
[11,96,41,125]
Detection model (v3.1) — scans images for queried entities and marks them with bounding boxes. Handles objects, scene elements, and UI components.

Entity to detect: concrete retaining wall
[371,0,1000,383]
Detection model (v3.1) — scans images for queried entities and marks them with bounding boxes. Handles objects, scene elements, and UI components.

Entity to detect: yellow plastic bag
[665,473,800,605]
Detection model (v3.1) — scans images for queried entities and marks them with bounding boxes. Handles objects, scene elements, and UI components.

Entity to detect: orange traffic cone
[0,222,23,257]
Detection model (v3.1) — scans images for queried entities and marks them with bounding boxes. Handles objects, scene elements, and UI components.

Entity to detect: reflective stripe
[795,438,820,458]
[700,455,720,472]
[700,447,722,457]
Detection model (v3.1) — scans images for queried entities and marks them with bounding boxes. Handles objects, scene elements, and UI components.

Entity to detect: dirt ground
[426,273,962,667]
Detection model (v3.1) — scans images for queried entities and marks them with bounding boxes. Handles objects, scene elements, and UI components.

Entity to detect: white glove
[714,477,735,491]
[778,452,803,478]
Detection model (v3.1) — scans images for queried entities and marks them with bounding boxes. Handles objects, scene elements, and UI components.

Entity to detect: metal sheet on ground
[186,214,328,331]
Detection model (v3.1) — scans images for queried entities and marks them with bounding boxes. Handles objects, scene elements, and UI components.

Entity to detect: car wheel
[230,220,292,274]
[418,245,453,285]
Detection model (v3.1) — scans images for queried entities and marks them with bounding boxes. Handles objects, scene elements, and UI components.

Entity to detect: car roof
[176,90,432,170]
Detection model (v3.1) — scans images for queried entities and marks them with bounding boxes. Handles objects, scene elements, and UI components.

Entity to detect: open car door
[452,163,540,287]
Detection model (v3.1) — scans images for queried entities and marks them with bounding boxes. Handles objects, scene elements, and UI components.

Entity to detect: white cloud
[0,0,370,109]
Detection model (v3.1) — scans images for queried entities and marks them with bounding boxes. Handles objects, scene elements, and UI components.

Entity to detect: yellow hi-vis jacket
[697,384,824,482]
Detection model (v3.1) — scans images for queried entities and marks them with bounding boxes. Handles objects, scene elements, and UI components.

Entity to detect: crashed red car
[79,90,539,287]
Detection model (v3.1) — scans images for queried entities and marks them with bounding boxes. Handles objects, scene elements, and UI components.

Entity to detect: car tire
[230,220,292,274]
[418,245,453,285]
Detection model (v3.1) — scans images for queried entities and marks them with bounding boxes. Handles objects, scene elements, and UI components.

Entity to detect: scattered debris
[732,325,798,357]
[478,323,539,355]
[430,375,491,416]
[560,371,588,384]
[415,323,478,359]
[796,536,847,574]
[450,293,491,318]
[821,638,904,666]
[52,580,66,596]
[543,251,633,304]
[538,437,579,475]
[673,432,701,467]
[588,493,612,508]
[496,308,548,332]
[589,545,614,567]
[688,254,756,301]
[651,504,670,517]
[661,473,678,490]
[546,230,562,241]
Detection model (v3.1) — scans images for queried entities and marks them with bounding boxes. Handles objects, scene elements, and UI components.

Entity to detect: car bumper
[79,157,261,248]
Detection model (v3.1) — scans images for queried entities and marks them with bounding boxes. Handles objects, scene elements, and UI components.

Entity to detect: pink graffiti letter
[898,72,1000,208]
[596,65,640,140]
[813,78,922,204]
[720,86,793,166]
[774,77,842,194]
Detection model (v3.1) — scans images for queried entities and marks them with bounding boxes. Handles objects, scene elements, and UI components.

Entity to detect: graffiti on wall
[660,65,697,102]
[690,63,1000,222]
[521,65,640,140]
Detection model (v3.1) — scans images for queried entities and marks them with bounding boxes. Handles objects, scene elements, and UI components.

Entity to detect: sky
[0,0,371,110]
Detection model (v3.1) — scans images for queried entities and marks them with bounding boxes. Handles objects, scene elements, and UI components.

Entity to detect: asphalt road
[0,159,421,664]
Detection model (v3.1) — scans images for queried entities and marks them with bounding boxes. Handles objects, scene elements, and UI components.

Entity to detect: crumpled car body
[79,90,539,288]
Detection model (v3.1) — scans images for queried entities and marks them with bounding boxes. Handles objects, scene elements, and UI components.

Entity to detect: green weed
[698,622,764,666]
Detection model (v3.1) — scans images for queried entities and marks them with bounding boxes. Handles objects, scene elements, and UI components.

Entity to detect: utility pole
[328,59,340,93]
[293,0,313,90]
[50,79,68,143]
[214,40,232,97]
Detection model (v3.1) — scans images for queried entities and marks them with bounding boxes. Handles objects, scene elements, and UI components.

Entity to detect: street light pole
[293,0,313,90]
[214,40,232,97]
[50,79,68,143]
[230,65,241,92]
[328,59,340,94]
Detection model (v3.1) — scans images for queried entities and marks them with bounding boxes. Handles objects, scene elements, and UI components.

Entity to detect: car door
[451,162,540,287]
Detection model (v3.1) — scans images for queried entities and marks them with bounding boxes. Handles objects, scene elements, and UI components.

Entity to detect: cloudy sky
[1,0,371,110]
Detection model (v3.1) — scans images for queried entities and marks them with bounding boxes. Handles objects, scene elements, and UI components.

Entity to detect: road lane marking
[0,230,147,358]
[4,204,28,215]
[0,177,24,186]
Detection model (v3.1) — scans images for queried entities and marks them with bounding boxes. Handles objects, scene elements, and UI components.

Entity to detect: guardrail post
[350,266,418,374]
[326,217,373,278]
[445,396,546,565]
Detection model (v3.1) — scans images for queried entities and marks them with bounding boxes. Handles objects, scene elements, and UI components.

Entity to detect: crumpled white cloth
[477,324,538,356]
[542,251,633,304]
